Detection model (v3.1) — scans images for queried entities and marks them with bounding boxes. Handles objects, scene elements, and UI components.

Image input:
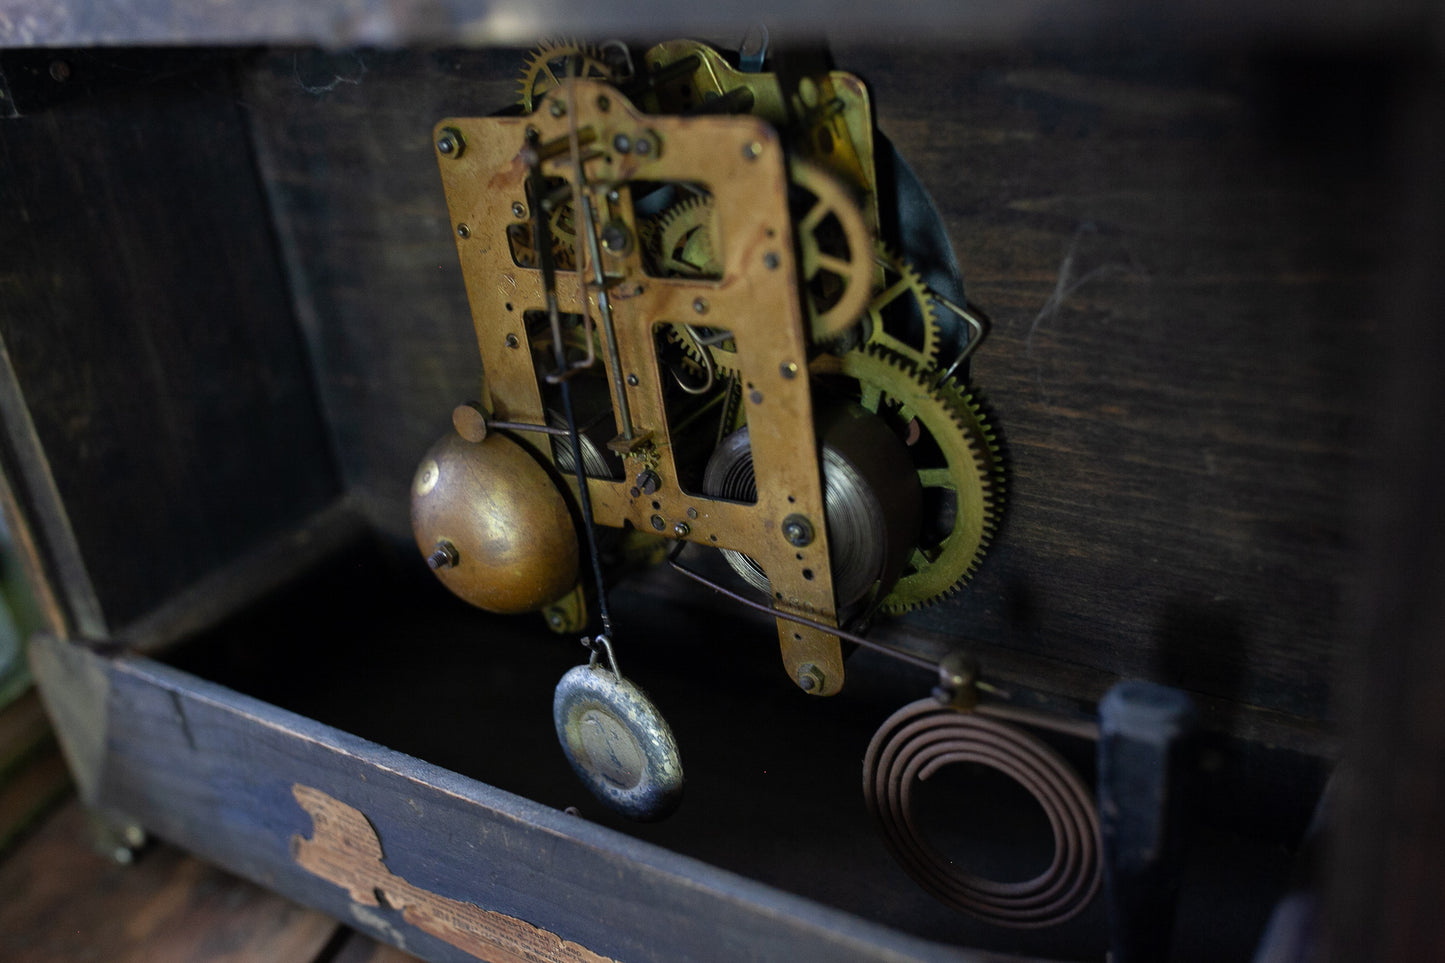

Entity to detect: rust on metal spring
[863,699,1101,928]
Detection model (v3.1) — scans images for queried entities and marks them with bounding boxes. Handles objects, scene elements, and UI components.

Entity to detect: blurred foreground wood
[0,753,418,962]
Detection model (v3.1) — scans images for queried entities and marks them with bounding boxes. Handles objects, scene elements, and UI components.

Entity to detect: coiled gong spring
[863,699,1101,928]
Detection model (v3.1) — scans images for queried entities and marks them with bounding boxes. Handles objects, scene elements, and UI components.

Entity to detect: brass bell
[410,429,579,614]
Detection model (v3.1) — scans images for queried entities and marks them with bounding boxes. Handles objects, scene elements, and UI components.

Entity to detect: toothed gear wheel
[790,159,874,345]
[519,41,613,114]
[866,242,943,368]
[549,200,578,270]
[651,195,740,376]
[667,323,741,378]
[810,345,1002,613]
[656,195,720,278]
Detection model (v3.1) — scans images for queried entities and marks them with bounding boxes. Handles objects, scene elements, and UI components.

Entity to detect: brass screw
[512,202,527,218]
[456,224,470,238]
[673,522,690,538]
[505,334,520,349]
[626,373,639,386]
[636,470,661,495]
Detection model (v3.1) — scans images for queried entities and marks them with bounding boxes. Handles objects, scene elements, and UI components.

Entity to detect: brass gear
[809,345,1002,613]
[790,158,874,346]
[518,41,613,114]
[549,200,579,270]
[865,242,943,368]
[652,195,739,376]
[667,323,741,379]
[655,195,721,277]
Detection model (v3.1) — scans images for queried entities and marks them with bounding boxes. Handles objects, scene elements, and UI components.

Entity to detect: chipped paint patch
[291,784,615,963]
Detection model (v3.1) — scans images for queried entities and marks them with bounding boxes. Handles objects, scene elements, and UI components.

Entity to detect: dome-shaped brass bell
[411,429,579,614]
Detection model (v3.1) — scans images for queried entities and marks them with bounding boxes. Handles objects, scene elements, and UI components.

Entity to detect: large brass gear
[790,159,874,346]
[809,345,1002,613]
[865,242,943,368]
[518,41,613,114]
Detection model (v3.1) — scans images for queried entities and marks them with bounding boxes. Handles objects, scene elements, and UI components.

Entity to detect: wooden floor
[0,692,419,963]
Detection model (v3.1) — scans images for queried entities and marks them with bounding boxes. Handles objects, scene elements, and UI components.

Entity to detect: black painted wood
[69,637,1012,963]
[0,54,341,632]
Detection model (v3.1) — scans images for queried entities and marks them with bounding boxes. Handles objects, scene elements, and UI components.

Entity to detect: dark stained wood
[117,497,369,654]
[240,48,521,533]
[0,798,342,963]
[0,0,1434,49]
[1326,64,1445,963]
[332,929,428,963]
[0,334,103,638]
[0,690,70,853]
[239,47,1388,733]
[845,49,1393,727]
[0,54,341,634]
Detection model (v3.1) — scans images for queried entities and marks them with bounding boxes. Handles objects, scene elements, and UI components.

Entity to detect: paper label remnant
[291,784,616,963]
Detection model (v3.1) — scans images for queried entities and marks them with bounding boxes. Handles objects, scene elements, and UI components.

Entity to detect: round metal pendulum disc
[553,664,684,821]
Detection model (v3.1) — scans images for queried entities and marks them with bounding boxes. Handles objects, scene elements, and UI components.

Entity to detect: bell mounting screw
[427,540,459,570]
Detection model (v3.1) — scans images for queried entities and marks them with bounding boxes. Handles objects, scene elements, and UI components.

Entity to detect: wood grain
[0,798,340,963]
[0,55,341,633]
[842,49,1390,727]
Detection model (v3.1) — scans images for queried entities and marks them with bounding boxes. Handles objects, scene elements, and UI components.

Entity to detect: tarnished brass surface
[436,80,851,692]
[640,40,880,233]
[410,431,579,614]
